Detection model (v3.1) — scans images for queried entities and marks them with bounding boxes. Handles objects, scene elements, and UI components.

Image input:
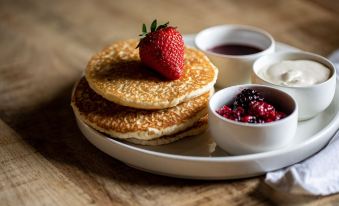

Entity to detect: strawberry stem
[157,22,169,30]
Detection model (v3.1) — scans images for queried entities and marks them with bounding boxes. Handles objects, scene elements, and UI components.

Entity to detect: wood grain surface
[1,0,339,205]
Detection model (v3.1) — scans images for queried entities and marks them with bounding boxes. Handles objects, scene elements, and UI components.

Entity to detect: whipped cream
[259,60,330,87]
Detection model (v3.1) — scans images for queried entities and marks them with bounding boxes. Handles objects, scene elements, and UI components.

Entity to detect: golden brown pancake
[123,115,208,145]
[71,78,209,140]
[85,39,218,109]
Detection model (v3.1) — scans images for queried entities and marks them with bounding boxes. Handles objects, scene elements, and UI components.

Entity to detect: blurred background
[1,0,339,116]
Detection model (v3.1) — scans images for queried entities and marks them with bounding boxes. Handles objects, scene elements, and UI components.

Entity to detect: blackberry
[233,89,264,110]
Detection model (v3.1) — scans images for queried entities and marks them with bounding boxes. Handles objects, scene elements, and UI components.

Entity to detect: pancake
[123,115,208,145]
[85,39,218,109]
[71,78,210,140]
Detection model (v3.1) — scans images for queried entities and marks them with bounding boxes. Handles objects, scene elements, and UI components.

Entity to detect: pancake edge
[123,120,208,145]
[71,101,208,140]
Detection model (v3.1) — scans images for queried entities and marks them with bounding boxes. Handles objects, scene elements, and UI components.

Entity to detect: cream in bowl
[208,85,298,155]
[258,60,331,87]
[252,52,336,120]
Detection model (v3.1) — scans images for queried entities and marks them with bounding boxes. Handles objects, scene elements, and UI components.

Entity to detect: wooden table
[1,0,339,205]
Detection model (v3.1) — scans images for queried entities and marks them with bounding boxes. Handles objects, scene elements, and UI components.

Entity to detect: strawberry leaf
[142,23,147,33]
[151,19,157,32]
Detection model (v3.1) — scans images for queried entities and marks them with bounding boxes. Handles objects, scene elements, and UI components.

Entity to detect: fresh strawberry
[137,20,184,80]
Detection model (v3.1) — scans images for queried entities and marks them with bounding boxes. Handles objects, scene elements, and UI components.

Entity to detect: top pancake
[85,39,218,109]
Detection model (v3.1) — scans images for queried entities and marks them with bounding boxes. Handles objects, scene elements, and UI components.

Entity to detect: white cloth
[265,50,339,196]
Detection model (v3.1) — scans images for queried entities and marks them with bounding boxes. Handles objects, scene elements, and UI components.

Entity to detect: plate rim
[77,109,339,162]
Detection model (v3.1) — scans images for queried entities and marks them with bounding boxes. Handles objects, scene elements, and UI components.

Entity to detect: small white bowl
[252,52,336,121]
[195,24,275,88]
[208,84,298,155]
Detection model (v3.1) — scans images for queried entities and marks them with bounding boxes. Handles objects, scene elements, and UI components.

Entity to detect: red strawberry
[137,20,184,80]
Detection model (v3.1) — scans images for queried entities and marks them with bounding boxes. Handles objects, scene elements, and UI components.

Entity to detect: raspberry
[216,105,243,121]
[256,118,266,124]
[233,89,264,110]
[249,101,276,120]
[227,115,239,121]
[216,105,232,117]
[264,118,274,123]
[233,107,245,119]
[241,115,257,123]
[275,111,286,120]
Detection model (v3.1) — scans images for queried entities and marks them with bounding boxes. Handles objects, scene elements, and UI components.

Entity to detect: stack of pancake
[71,40,218,145]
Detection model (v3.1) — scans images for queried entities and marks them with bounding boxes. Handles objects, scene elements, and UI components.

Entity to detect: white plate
[75,35,339,179]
